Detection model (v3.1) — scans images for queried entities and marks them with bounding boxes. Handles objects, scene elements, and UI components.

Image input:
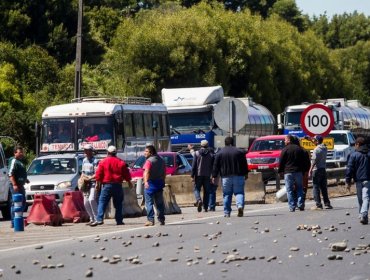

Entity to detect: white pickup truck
[0,143,11,220]
[326,130,356,167]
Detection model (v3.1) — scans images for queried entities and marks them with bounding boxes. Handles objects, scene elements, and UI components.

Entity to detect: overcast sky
[295,0,370,18]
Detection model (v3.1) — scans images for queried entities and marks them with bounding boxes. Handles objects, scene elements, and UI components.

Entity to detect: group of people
[80,144,166,227]
[7,134,370,228]
[191,137,248,217]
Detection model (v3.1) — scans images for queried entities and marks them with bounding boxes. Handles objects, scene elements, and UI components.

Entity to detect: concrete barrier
[246,172,266,204]
[163,184,182,215]
[105,183,144,219]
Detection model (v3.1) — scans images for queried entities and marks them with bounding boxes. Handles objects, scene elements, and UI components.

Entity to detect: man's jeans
[222,176,245,214]
[97,183,123,224]
[144,189,165,223]
[193,176,210,210]
[284,172,303,210]
[312,168,330,207]
[208,183,218,210]
[356,180,370,218]
[9,183,26,227]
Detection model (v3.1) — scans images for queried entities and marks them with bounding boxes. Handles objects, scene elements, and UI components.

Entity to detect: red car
[129,152,192,181]
[246,135,286,182]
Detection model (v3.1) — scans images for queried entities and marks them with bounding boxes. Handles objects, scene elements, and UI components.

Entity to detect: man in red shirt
[90,146,133,226]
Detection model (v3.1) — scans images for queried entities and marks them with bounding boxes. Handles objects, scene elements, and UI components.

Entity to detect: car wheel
[1,193,12,220]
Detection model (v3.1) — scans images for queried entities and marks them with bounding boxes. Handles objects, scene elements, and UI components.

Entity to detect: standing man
[278,135,306,212]
[8,146,28,228]
[309,135,333,210]
[212,137,248,217]
[91,146,133,226]
[191,140,214,212]
[81,144,99,225]
[345,137,370,225]
[143,145,166,226]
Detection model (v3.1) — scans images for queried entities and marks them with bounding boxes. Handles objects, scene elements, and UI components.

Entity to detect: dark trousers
[208,183,217,210]
[312,168,330,207]
[193,176,210,210]
[97,183,123,224]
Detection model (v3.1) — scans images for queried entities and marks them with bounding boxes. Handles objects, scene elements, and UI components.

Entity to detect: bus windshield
[169,111,212,133]
[41,118,76,152]
[77,117,114,150]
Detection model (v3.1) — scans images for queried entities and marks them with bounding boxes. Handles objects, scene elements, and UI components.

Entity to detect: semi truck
[162,86,276,152]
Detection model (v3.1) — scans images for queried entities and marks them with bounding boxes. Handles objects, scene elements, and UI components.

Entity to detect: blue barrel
[13,194,24,232]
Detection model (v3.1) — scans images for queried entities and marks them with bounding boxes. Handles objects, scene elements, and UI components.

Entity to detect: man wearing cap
[91,145,133,226]
[191,139,214,212]
[309,135,333,210]
[81,144,99,225]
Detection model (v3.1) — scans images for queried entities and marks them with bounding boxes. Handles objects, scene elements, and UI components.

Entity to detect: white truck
[325,130,356,167]
[0,143,11,220]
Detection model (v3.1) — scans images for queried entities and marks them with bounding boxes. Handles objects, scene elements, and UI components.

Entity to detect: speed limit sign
[300,104,334,137]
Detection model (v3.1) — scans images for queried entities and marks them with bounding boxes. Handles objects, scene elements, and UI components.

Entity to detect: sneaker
[298,207,305,211]
[310,206,323,211]
[360,216,368,225]
[145,221,154,226]
[324,205,333,209]
[224,213,230,218]
[237,207,244,217]
[159,220,165,226]
[89,221,98,227]
[197,201,203,212]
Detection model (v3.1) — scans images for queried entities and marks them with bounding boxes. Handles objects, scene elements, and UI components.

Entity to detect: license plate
[257,166,269,170]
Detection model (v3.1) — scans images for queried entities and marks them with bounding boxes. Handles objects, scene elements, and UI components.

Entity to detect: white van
[0,143,11,220]
[326,130,356,167]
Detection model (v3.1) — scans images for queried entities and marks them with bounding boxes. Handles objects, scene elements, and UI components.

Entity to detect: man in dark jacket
[278,135,306,212]
[345,137,370,225]
[212,137,248,217]
[191,140,214,212]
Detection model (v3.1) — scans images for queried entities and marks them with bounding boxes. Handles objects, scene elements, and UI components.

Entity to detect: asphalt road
[0,196,369,280]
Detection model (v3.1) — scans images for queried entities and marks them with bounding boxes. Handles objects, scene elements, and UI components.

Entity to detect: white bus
[38,97,170,162]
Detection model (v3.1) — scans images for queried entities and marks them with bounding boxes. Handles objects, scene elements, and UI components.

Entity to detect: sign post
[300,104,334,137]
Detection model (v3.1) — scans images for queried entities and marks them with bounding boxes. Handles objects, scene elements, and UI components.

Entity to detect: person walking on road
[91,145,133,226]
[81,144,99,225]
[143,145,166,226]
[191,140,214,212]
[212,137,248,217]
[278,135,306,212]
[309,135,333,210]
[345,137,370,225]
[8,146,29,228]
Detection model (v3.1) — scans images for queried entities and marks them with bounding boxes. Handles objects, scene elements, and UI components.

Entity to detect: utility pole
[74,0,83,99]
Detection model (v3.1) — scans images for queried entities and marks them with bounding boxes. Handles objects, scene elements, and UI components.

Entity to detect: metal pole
[74,0,83,99]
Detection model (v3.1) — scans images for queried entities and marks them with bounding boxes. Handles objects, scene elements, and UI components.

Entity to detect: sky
[295,0,370,18]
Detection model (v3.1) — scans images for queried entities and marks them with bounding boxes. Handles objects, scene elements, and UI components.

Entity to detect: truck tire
[0,193,12,220]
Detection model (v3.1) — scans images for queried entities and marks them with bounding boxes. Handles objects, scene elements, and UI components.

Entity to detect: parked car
[246,135,286,182]
[24,154,83,205]
[129,152,192,181]
[0,143,11,220]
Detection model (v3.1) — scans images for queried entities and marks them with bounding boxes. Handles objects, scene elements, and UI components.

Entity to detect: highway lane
[0,196,369,280]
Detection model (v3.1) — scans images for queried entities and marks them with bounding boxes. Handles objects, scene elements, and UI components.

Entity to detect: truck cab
[0,143,11,220]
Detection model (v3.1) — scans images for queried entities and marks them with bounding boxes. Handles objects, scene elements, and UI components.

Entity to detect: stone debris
[81,253,86,258]
[130,258,142,265]
[179,233,183,237]
[143,234,152,239]
[153,242,160,247]
[85,269,93,277]
[15,270,21,274]
[41,265,47,269]
[47,264,56,269]
[154,257,162,261]
[221,268,228,272]
[169,258,179,262]
[100,247,105,251]
[32,260,39,265]
[330,242,347,252]
[266,256,277,262]
[207,259,216,265]
[102,257,109,263]
[327,255,336,260]
[35,245,44,250]
[290,247,299,251]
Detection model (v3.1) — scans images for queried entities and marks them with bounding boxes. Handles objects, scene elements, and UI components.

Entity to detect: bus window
[134,113,145,137]
[124,113,134,137]
[144,114,153,137]
[153,114,162,136]
[161,114,169,137]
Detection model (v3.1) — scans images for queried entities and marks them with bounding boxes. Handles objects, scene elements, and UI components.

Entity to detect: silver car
[25,154,83,204]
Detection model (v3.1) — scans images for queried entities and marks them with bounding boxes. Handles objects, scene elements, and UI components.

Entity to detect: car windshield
[250,139,285,152]
[169,111,212,133]
[28,158,77,175]
[329,133,348,145]
[285,112,302,126]
[132,154,174,168]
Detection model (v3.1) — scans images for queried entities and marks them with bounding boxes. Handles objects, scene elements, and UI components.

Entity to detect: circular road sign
[300,104,334,137]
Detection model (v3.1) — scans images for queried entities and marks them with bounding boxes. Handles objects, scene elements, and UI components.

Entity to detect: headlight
[56,181,72,189]
[274,158,280,163]
[336,151,344,158]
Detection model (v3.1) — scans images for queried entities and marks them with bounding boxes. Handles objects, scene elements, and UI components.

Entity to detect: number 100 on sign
[300,104,334,137]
